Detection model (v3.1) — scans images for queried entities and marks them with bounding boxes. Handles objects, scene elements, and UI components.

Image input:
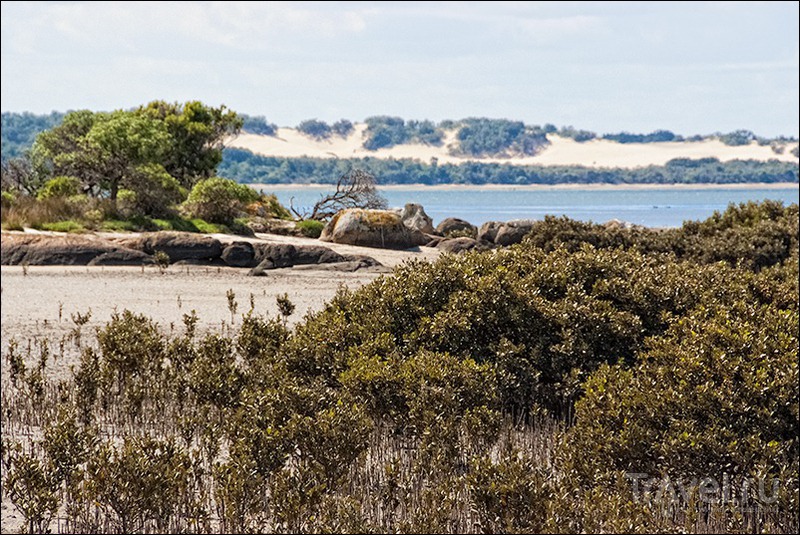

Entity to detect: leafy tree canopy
[28,101,241,209]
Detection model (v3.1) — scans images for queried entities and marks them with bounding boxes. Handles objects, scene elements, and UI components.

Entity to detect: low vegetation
[2,201,797,533]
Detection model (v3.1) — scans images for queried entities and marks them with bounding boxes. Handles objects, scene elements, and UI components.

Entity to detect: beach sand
[0,233,441,381]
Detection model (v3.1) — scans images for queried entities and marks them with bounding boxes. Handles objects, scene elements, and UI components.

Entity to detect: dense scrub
[220,149,799,185]
[2,201,798,533]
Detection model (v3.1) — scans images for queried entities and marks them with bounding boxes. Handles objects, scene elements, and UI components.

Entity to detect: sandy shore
[0,233,441,380]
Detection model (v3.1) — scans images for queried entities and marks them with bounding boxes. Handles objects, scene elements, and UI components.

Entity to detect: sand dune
[226,124,799,169]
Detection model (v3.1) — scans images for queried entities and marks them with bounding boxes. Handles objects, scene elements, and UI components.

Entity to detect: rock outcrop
[320,208,430,249]
[435,237,491,254]
[478,220,536,246]
[1,234,144,265]
[220,241,255,267]
[400,203,435,234]
[436,217,477,238]
[119,232,223,262]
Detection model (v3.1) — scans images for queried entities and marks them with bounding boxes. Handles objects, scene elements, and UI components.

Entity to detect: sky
[1,1,798,138]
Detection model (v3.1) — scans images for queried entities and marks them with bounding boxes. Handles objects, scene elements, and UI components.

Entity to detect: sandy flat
[226,126,799,169]
[0,232,441,381]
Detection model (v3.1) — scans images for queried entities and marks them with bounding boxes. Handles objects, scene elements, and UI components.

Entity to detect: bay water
[257,185,799,228]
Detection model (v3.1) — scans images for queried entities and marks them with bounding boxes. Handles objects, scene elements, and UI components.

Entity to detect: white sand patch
[226,125,799,169]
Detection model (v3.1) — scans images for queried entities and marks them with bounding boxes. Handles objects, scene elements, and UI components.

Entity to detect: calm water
[261,186,799,228]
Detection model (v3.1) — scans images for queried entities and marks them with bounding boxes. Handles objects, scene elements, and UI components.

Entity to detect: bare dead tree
[1,153,49,196]
[291,169,388,221]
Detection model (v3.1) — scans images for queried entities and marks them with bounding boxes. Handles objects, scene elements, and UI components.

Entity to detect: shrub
[331,119,354,137]
[559,301,799,532]
[36,176,81,200]
[183,177,259,224]
[240,114,277,136]
[453,118,548,156]
[297,219,324,238]
[121,163,186,217]
[86,436,191,533]
[297,119,332,140]
[244,192,292,220]
[3,445,61,534]
[565,301,798,480]
[1,190,15,208]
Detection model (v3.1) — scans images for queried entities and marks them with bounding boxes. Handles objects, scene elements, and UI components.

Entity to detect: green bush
[524,201,799,271]
[183,176,259,223]
[1,190,15,208]
[565,301,798,484]
[119,163,186,217]
[36,176,81,200]
[297,219,324,238]
[297,119,332,140]
[249,192,292,220]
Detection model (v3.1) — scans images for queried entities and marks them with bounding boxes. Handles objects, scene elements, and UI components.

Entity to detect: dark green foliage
[719,129,757,146]
[13,101,240,220]
[183,176,259,223]
[117,163,186,218]
[98,310,165,383]
[291,244,782,417]
[362,116,445,150]
[407,119,443,146]
[220,149,799,185]
[240,114,277,136]
[363,116,410,150]
[331,119,354,137]
[602,129,680,143]
[137,100,243,188]
[297,119,332,140]
[189,335,243,410]
[87,436,191,533]
[524,201,799,271]
[558,126,597,142]
[453,118,548,157]
[297,218,324,238]
[565,301,798,483]
[467,445,551,533]
[3,444,61,534]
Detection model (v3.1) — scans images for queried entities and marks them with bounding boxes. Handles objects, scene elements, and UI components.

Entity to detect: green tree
[82,111,170,205]
[137,100,242,188]
[33,110,169,207]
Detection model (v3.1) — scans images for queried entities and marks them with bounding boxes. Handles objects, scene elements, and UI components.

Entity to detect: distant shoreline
[253,182,799,192]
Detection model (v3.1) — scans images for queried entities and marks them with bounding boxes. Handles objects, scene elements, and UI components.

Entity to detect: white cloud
[2,1,372,56]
